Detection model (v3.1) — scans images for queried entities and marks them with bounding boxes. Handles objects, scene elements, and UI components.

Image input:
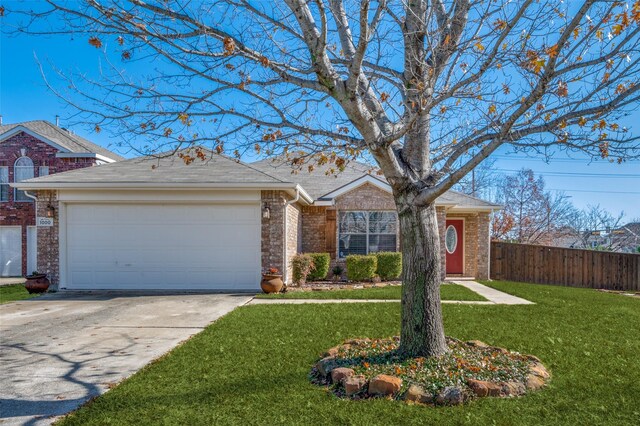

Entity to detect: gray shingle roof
[252,157,374,199]
[15,148,500,209]
[252,157,500,209]
[17,149,288,185]
[0,120,125,161]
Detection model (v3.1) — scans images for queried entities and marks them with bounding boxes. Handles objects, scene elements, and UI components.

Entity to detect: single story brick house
[0,120,124,277]
[12,150,500,291]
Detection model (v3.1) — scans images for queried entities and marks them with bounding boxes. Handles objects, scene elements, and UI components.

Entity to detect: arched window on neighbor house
[14,156,34,202]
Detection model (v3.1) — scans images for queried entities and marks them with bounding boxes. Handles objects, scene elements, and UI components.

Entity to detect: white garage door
[65,204,261,290]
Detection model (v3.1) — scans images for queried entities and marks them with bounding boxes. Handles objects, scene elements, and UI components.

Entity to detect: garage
[63,203,261,290]
[0,226,22,277]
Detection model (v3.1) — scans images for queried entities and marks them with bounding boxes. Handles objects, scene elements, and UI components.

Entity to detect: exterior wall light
[262,204,271,220]
[46,204,56,218]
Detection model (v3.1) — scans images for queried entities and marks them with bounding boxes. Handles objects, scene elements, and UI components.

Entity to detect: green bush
[307,253,330,281]
[346,255,377,281]
[374,252,402,280]
[291,254,314,285]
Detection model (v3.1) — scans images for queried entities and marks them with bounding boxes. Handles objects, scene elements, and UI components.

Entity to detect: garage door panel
[65,204,261,290]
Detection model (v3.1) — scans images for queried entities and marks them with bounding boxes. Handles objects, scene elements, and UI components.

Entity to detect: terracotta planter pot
[24,274,50,294]
[261,274,284,293]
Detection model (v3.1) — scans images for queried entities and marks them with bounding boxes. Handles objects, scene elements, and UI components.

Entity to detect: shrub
[307,253,330,281]
[346,255,377,281]
[375,252,402,280]
[291,254,314,285]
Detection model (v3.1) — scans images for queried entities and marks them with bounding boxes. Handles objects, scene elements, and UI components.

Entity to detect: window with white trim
[39,166,49,177]
[0,167,8,202]
[338,211,397,258]
[14,156,34,202]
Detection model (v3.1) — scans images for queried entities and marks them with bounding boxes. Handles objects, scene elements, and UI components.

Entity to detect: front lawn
[0,284,39,304]
[256,283,486,301]
[60,281,639,425]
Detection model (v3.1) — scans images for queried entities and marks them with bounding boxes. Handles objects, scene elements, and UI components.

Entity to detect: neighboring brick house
[12,149,499,291]
[0,120,124,277]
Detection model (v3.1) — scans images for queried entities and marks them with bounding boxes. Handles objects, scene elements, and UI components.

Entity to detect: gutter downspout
[282,187,301,284]
[24,190,38,203]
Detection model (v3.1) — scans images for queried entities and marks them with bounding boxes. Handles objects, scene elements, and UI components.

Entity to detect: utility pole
[471,169,476,196]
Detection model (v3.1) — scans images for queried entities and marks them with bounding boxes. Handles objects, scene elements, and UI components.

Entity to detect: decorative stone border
[312,338,551,406]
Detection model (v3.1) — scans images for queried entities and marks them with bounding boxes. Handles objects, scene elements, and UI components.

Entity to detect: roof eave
[55,152,118,163]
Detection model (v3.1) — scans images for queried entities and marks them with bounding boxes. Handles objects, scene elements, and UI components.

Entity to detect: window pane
[339,211,367,233]
[39,166,49,177]
[369,211,397,234]
[0,167,7,184]
[339,234,367,257]
[369,234,397,253]
[14,157,34,202]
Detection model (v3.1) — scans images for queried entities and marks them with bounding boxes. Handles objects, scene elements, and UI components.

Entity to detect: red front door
[445,219,464,275]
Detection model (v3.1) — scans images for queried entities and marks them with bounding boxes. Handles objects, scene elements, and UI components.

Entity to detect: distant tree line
[453,166,639,253]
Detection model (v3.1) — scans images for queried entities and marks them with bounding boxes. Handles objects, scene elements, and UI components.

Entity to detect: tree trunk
[397,201,447,358]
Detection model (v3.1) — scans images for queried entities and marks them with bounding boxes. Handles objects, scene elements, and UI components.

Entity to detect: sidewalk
[248,281,533,306]
[0,278,25,287]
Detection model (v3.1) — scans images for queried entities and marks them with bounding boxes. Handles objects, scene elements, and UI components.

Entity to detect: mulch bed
[311,336,550,406]
[285,281,401,292]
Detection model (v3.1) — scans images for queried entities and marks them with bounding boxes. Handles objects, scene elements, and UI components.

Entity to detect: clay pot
[24,274,50,294]
[260,274,284,293]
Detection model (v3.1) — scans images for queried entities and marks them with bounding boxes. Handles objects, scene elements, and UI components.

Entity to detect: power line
[493,155,640,163]
[548,188,640,194]
[493,168,640,178]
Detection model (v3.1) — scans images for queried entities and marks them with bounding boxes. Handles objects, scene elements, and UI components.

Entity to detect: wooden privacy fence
[490,242,640,291]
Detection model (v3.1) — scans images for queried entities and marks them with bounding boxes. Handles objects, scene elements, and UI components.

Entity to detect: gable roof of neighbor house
[252,156,501,210]
[0,120,125,162]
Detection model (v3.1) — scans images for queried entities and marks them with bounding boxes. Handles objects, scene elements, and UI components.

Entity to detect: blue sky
[1,16,638,219]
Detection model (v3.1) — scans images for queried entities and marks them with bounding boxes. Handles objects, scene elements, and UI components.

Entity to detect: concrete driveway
[0,292,252,425]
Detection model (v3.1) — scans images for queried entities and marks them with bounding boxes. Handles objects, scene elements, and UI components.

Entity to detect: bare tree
[574,204,626,250]
[492,169,577,244]
[452,158,498,200]
[4,0,640,357]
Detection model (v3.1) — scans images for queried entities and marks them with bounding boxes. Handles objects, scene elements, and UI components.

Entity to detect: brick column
[476,212,491,280]
[261,190,296,281]
[436,206,447,282]
[35,190,60,287]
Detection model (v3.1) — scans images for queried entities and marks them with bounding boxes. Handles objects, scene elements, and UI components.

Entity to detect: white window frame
[13,156,34,202]
[338,210,397,258]
[0,166,8,202]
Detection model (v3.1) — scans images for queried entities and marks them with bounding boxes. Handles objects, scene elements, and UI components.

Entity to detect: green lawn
[60,281,639,425]
[0,284,38,304]
[255,283,486,301]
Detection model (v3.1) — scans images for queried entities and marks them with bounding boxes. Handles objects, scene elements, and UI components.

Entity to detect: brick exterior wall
[436,206,447,281]
[261,190,303,283]
[34,190,60,286]
[297,185,491,281]
[0,131,97,276]
[300,206,327,253]
[476,212,491,280]
[334,182,396,210]
[285,202,302,280]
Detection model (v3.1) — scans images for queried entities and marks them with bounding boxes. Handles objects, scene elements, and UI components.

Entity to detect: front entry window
[339,211,397,258]
[445,225,458,254]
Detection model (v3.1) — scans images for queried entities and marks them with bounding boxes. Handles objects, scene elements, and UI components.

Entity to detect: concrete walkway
[249,298,494,305]
[0,292,252,426]
[249,281,533,306]
[450,280,534,305]
[0,278,25,287]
